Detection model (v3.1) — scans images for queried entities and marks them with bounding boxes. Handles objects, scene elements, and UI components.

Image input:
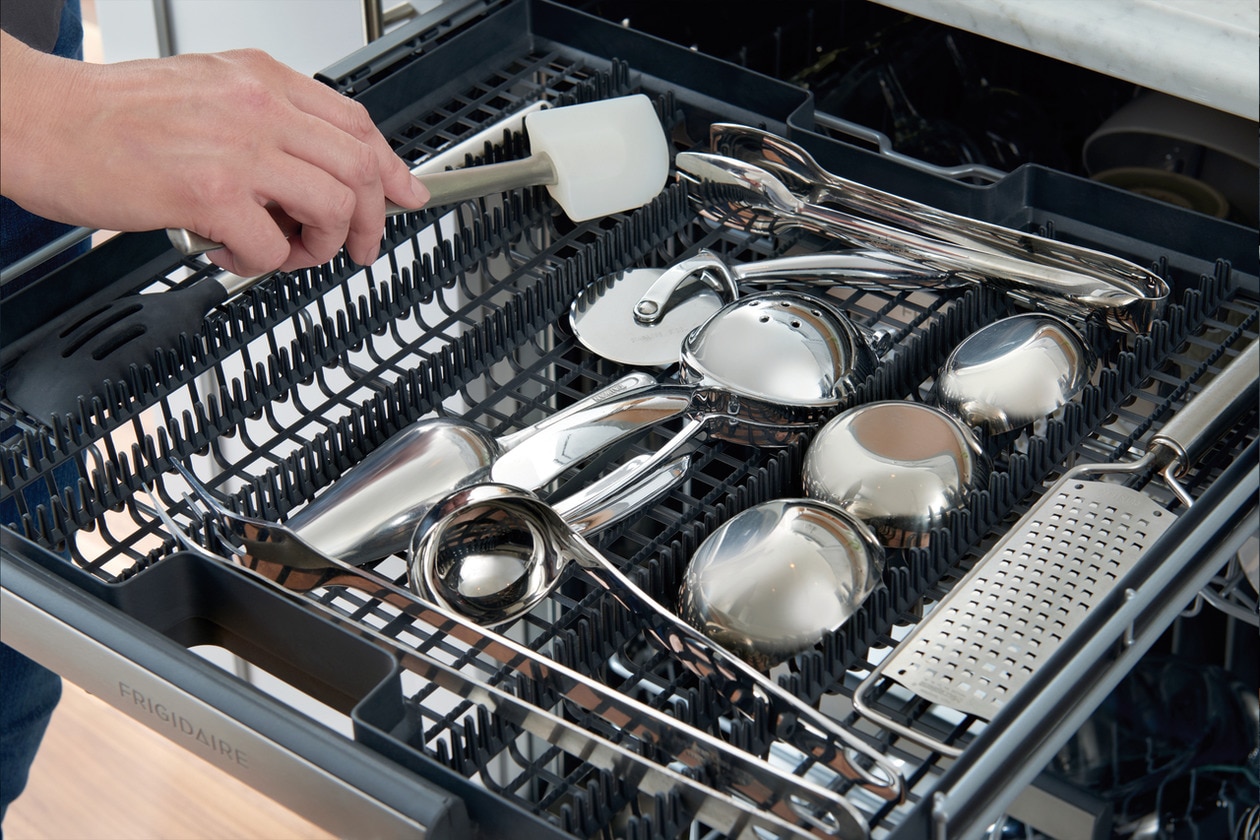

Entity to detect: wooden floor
[4,681,337,840]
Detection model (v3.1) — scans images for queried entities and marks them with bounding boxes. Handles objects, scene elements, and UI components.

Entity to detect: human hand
[0,34,429,276]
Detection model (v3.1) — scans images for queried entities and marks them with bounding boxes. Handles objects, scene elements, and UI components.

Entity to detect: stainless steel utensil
[802,401,991,549]
[410,482,905,811]
[152,466,856,840]
[569,248,933,367]
[679,498,886,670]
[169,95,671,254]
[285,372,688,565]
[675,151,1166,335]
[933,313,1095,436]
[708,122,1169,335]
[853,339,1259,757]
[590,288,883,503]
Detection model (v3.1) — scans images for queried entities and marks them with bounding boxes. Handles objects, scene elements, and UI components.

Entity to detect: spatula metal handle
[1150,340,1259,476]
[167,154,556,257]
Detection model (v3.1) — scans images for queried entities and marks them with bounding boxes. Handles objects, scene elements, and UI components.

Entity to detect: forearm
[0,29,96,216]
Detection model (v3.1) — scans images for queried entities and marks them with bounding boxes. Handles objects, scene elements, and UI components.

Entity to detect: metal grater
[854,339,1257,756]
[881,481,1173,720]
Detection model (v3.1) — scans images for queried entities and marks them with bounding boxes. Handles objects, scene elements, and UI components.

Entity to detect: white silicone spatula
[168,94,671,255]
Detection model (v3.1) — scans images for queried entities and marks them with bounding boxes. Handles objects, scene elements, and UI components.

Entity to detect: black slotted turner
[4,269,267,422]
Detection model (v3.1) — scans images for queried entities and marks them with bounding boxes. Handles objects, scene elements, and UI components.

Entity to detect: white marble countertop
[869,0,1258,121]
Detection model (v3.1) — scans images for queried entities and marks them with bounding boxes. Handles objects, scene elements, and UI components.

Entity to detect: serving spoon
[802,313,1093,548]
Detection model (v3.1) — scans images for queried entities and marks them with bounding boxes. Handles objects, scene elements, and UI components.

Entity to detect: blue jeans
[0,0,83,827]
[0,644,62,825]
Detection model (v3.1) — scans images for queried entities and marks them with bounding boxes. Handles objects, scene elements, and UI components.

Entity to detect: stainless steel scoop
[933,312,1095,436]
[679,498,886,670]
[675,151,1166,335]
[569,248,933,367]
[803,401,992,549]
[410,482,905,811]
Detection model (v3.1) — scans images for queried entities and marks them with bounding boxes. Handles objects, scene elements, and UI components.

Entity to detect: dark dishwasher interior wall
[561,0,1259,228]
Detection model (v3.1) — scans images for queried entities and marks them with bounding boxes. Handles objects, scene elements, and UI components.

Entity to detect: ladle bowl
[679,499,885,670]
[803,401,991,548]
[934,312,1094,435]
[680,290,877,421]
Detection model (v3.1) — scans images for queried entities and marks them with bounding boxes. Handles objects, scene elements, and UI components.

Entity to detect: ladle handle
[490,385,694,490]
[555,453,692,535]
[495,372,663,451]
[633,249,952,327]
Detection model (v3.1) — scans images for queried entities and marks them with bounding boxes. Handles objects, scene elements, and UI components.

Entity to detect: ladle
[675,151,1166,335]
[154,464,869,839]
[579,288,883,504]
[802,401,991,549]
[679,498,886,670]
[569,248,935,367]
[409,482,905,807]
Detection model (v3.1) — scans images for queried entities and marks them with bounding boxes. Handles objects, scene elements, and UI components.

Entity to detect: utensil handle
[1150,340,1259,475]
[730,250,954,289]
[167,153,557,256]
[556,453,691,535]
[490,386,694,490]
[795,199,1153,331]
[495,372,661,450]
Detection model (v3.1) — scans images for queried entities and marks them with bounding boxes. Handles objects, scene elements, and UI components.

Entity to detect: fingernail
[411,175,430,206]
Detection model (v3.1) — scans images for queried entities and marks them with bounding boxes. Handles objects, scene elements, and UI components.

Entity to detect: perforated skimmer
[854,339,1258,756]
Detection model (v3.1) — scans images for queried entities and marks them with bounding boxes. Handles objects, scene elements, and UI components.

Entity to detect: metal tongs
[675,124,1169,335]
[145,460,898,840]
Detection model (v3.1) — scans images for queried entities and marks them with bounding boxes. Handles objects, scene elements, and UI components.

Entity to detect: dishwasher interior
[1,1,1257,838]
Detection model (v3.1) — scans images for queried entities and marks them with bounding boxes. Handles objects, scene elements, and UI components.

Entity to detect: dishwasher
[2,1,1256,838]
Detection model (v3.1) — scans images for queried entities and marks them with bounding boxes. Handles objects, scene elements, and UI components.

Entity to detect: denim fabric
[0,644,63,827]
[1,0,83,830]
